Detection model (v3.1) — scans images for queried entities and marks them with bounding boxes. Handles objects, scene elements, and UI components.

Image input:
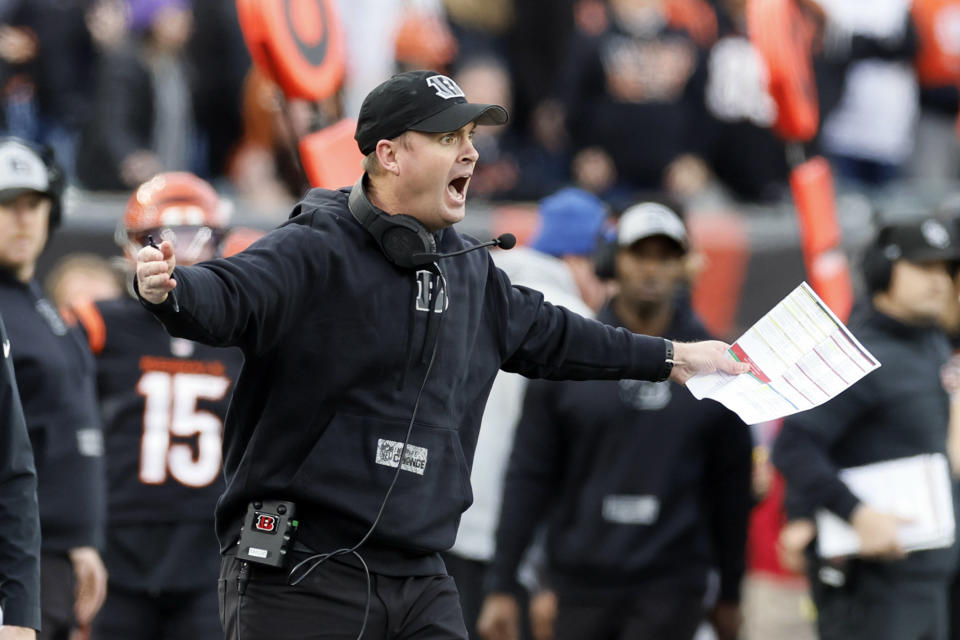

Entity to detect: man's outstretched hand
[669,340,750,385]
[136,240,177,304]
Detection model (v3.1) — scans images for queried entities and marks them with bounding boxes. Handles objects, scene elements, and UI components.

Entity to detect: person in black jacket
[773,217,960,640]
[478,201,753,640]
[0,138,107,640]
[134,70,749,640]
[0,312,41,640]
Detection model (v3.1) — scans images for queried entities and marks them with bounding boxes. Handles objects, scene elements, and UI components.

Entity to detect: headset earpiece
[347,178,436,269]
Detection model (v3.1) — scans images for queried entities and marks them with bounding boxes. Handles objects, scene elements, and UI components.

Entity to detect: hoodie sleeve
[486,379,564,594]
[492,266,668,382]
[138,224,328,355]
[771,381,870,522]
[0,316,41,630]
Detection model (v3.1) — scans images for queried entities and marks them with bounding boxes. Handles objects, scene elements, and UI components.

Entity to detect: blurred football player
[71,172,245,640]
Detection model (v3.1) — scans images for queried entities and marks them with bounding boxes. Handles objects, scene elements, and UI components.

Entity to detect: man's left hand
[669,341,750,385]
[69,547,107,626]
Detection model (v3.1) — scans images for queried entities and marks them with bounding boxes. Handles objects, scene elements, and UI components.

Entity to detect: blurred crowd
[0,0,957,221]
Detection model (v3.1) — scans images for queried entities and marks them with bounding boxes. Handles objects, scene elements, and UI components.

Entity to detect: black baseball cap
[878,217,960,263]
[354,70,508,155]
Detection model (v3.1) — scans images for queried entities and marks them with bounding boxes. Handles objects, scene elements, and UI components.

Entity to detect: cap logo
[921,219,950,249]
[426,75,465,100]
[9,156,31,174]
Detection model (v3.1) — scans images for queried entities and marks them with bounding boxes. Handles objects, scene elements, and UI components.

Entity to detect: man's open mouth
[447,176,469,201]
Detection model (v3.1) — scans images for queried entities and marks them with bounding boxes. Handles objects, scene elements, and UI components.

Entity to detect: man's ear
[375,138,401,176]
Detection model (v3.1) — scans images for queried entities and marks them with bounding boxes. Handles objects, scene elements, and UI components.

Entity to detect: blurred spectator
[186,0,250,178]
[907,0,960,183]
[479,201,752,640]
[503,0,575,136]
[557,0,713,203]
[818,0,920,188]
[699,0,790,202]
[773,218,960,640]
[455,57,569,202]
[445,186,606,639]
[76,0,200,190]
[44,253,123,310]
[0,138,107,640]
[0,0,105,181]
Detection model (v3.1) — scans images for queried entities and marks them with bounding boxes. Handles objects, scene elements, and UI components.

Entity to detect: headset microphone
[411,233,516,265]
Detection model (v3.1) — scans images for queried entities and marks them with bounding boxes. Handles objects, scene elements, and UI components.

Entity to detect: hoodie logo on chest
[415,270,448,313]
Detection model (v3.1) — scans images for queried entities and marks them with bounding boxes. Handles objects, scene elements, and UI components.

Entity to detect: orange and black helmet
[118,172,231,265]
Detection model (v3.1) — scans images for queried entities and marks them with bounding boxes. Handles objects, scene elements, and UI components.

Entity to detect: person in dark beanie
[774,217,960,640]
[134,70,749,639]
[0,138,107,640]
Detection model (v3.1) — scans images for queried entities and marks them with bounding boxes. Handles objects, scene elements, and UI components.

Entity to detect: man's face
[615,235,686,311]
[878,259,955,324]
[0,192,51,275]
[392,123,479,231]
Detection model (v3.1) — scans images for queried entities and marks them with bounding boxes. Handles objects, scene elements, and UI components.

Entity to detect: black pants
[218,553,468,640]
[93,583,223,640]
[554,589,705,640]
[812,565,948,640]
[39,552,76,640]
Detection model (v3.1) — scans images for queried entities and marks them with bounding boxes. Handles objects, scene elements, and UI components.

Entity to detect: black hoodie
[140,185,671,576]
[488,301,752,601]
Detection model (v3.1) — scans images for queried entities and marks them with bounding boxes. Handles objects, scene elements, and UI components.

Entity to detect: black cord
[287,270,446,640]
[236,561,250,640]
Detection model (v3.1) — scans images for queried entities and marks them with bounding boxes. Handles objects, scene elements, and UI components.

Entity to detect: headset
[0,136,66,229]
[347,178,436,269]
[861,226,898,295]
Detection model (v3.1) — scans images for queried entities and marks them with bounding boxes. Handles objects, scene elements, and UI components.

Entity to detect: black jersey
[0,272,105,553]
[73,295,243,527]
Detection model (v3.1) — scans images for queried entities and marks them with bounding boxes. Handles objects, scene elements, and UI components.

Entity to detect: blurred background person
[817,0,920,189]
[773,217,960,640]
[444,186,608,639]
[0,138,107,640]
[478,201,752,640]
[0,0,104,180]
[76,0,199,190]
[70,172,244,640]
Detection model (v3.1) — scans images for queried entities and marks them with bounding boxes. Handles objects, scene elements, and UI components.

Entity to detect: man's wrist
[655,339,675,382]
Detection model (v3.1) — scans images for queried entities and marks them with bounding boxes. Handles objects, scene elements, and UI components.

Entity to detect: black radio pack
[237,499,298,568]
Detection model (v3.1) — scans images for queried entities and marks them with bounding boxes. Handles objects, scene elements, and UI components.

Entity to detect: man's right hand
[136,240,177,304]
[477,593,520,640]
[0,626,37,639]
[851,504,907,559]
[670,341,751,385]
